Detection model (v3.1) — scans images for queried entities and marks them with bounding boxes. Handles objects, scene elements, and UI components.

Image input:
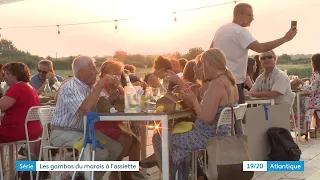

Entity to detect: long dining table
[81,110,195,180]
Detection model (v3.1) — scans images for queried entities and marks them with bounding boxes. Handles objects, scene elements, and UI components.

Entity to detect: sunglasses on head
[261,55,273,60]
[38,69,48,74]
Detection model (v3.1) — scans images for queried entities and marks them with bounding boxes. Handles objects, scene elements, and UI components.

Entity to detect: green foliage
[172,51,182,59]
[278,64,312,78]
[182,47,204,60]
[277,54,311,65]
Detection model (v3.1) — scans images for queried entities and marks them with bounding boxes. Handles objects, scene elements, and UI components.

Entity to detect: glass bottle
[44,79,52,97]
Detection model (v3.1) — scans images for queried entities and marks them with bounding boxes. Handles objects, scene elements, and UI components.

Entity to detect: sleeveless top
[144,73,152,83]
[197,78,238,134]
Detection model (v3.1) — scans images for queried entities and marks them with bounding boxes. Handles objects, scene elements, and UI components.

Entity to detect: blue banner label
[16,161,36,171]
[267,161,304,172]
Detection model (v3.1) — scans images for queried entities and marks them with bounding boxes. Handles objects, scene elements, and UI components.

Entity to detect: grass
[278,64,312,78]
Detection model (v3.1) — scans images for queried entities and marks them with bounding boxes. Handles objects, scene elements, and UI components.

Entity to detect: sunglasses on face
[261,55,273,60]
[38,69,48,74]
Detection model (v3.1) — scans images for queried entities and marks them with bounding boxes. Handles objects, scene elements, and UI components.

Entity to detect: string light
[0,0,241,32]
[234,1,237,5]
[173,0,240,13]
[57,25,60,34]
[114,20,118,33]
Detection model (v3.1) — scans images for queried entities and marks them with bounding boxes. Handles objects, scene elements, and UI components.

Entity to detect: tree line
[0,38,313,70]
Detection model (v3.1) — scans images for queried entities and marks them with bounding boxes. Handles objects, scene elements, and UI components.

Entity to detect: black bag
[267,127,301,161]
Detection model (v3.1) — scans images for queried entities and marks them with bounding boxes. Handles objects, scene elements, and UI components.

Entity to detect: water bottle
[124,75,143,113]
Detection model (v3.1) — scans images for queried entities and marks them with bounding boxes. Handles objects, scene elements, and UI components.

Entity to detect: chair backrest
[38,107,56,146]
[235,103,248,121]
[25,106,49,124]
[290,92,296,110]
[24,106,50,142]
[38,107,56,127]
[216,105,240,128]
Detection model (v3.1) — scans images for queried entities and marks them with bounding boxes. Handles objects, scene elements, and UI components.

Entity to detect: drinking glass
[145,87,153,112]
[153,88,161,102]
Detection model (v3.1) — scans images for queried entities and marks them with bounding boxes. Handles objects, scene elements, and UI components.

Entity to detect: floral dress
[152,81,240,180]
[297,72,320,126]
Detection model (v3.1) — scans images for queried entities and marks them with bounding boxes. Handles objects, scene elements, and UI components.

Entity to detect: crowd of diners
[3,2,320,180]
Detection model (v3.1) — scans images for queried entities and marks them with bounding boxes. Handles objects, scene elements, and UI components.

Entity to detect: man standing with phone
[210,3,297,107]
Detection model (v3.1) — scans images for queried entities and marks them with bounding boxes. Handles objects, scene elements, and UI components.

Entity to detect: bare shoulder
[147,74,157,81]
[207,79,225,93]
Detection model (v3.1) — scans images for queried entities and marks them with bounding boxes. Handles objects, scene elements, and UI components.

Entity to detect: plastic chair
[36,106,76,180]
[0,106,45,180]
[235,103,248,134]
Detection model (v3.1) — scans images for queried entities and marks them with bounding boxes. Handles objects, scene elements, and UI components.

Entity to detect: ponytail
[224,69,236,85]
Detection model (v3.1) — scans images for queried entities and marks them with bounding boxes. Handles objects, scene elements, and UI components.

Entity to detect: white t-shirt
[213,23,256,84]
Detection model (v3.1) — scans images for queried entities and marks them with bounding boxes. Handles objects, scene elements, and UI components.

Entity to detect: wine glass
[153,88,161,102]
[145,87,153,112]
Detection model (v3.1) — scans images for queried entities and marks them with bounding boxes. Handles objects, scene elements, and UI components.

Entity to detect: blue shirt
[30,74,64,90]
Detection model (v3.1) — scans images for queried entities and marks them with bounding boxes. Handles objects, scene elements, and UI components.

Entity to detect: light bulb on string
[234,1,237,5]
[173,12,177,22]
[57,25,60,35]
[114,20,118,33]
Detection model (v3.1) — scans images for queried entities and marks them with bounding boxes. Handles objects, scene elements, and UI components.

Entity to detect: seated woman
[171,58,182,77]
[182,60,197,84]
[169,60,198,92]
[153,48,239,180]
[144,56,173,88]
[178,58,188,75]
[294,54,320,130]
[0,62,42,159]
[244,57,257,91]
[170,54,208,105]
[249,50,292,105]
[95,59,145,180]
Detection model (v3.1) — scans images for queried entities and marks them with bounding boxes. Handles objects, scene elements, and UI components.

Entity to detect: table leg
[297,93,301,142]
[161,115,169,180]
[140,121,147,176]
[82,116,91,180]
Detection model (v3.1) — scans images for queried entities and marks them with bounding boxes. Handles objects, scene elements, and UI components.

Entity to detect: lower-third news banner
[16,161,139,172]
[16,160,304,172]
[243,161,304,172]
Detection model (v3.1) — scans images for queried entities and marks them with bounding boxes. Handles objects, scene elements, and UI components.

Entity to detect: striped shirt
[51,77,101,130]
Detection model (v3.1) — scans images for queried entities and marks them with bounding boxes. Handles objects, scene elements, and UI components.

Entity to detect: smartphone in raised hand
[291,21,297,30]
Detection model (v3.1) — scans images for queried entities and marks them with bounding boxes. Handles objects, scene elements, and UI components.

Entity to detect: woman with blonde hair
[152,48,239,180]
